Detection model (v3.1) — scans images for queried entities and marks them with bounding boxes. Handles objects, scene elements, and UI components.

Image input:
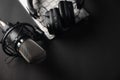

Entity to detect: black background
[0,0,120,80]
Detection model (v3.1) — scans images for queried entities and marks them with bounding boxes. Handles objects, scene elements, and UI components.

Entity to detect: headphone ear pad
[45,9,54,34]
[58,1,75,28]
[46,8,63,34]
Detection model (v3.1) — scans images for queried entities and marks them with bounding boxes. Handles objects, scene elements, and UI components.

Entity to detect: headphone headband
[27,0,39,18]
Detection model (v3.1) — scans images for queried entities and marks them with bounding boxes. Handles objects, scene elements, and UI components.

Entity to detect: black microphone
[0,19,46,63]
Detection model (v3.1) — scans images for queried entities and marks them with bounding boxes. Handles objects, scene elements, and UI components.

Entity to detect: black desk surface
[0,0,120,80]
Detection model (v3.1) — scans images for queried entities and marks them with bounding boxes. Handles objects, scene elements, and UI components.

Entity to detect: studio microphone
[0,19,46,63]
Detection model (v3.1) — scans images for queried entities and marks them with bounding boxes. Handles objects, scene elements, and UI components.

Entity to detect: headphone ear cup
[53,8,63,33]
[58,1,75,28]
[46,8,63,34]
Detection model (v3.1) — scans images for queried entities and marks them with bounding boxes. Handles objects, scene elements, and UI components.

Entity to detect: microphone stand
[0,19,46,63]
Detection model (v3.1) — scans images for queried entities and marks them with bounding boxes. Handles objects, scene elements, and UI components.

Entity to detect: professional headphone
[27,0,85,35]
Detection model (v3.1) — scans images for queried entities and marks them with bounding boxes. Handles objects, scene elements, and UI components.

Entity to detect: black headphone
[27,0,84,34]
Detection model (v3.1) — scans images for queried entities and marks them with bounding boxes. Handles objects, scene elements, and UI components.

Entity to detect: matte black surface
[0,0,120,80]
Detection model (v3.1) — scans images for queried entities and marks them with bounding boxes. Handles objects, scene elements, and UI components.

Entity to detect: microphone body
[0,20,46,63]
[18,38,46,63]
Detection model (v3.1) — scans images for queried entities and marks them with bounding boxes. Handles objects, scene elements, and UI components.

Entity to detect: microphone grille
[18,39,46,63]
